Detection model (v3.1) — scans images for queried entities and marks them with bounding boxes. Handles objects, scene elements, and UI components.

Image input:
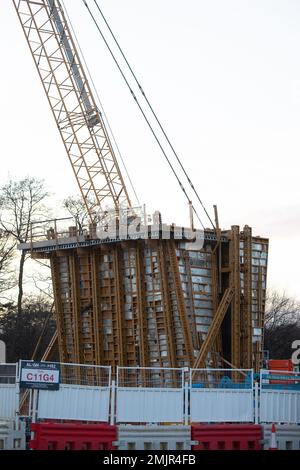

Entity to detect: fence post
[184,381,189,425]
[15,362,20,430]
[254,381,259,424]
[28,389,32,421]
[30,389,38,442]
[15,382,20,430]
[31,389,38,424]
[110,380,116,425]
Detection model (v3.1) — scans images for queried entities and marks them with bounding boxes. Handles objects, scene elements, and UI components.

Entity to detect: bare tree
[264,290,300,331]
[0,177,50,315]
[32,259,53,301]
[0,229,16,299]
[63,195,89,232]
[0,295,56,362]
[264,290,300,359]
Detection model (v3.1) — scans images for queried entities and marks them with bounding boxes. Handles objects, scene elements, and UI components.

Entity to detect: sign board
[20,361,60,390]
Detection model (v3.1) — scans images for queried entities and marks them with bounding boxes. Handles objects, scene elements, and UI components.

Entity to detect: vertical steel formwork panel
[157,241,178,368]
[241,226,252,369]
[230,226,241,369]
[50,256,69,363]
[135,242,149,368]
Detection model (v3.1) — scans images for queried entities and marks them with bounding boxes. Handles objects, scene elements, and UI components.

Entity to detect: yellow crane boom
[13,0,131,219]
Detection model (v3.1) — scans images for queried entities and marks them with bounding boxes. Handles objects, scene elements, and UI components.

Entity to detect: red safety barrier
[268,359,295,385]
[30,423,117,450]
[192,424,263,450]
[268,359,293,371]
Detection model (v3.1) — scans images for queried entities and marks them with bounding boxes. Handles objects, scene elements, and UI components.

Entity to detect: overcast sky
[0,0,299,298]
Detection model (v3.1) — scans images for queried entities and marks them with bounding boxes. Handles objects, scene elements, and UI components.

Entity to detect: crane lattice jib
[13,0,131,218]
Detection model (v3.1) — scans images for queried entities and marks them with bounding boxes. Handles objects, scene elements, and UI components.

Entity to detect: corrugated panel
[37,385,110,422]
[263,424,300,450]
[118,425,191,450]
[116,388,184,423]
[0,385,17,420]
[260,390,300,424]
[190,389,254,422]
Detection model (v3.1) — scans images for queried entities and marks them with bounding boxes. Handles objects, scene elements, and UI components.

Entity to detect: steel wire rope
[81,0,205,229]
[91,0,215,229]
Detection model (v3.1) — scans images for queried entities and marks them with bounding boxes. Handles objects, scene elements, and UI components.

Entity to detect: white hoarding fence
[0,363,18,420]
[259,369,300,424]
[116,367,185,423]
[36,362,111,422]
[190,368,254,423]
[2,359,300,425]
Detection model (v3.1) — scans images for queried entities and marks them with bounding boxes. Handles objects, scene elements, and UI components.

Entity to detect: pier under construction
[20,220,268,371]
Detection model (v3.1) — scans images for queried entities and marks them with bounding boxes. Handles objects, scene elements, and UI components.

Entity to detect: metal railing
[260,369,300,390]
[117,366,184,389]
[0,363,17,385]
[29,217,79,245]
[26,206,148,246]
[59,362,111,387]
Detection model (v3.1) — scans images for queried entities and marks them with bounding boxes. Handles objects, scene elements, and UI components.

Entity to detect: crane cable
[90,0,215,230]
[61,0,141,208]
[81,0,206,230]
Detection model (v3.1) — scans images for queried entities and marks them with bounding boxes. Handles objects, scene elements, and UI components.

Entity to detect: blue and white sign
[20,361,60,390]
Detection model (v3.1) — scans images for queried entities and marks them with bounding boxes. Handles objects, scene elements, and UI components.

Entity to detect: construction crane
[13,0,131,220]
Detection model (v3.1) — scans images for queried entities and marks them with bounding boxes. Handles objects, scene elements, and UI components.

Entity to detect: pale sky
[0,0,300,298]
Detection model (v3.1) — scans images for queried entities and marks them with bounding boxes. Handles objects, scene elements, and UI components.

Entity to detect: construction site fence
[116,367,184,423]
[1,363,300,425]
[190,369,254,423]
[34,363,111,423]
[0,364,18,420]
[259,369,300,424]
